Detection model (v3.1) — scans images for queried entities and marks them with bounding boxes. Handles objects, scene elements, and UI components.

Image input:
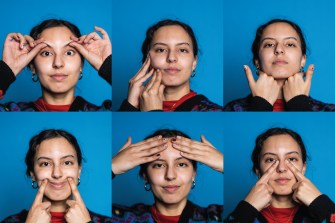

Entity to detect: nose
[276,160,287,173]
[53,54,64,68]
[165,166,176,181]
[167,50,177,63]
[274,44,285,55]
[52,164,63,179]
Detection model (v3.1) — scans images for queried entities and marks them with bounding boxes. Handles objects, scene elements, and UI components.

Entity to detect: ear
[302,162,306,175]
[300,54,306,68]
[30,171,36,181]
[192,56,198,71]
[192,169,197,181]
[254,59,260,69]
[29,63,36,74]
[143,173,148,182]
[78,165,82,178]
[255,168,261,178]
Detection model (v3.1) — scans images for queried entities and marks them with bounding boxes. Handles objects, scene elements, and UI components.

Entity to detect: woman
[225,127,335,222]
[1,129,111,222]
[0,19,111,111]
[118,19,223,111]
[112,129,223,222]
[224,19,335,111]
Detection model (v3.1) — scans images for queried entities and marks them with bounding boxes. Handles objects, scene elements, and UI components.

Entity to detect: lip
[48,181,67,189]
[163,185,180,193]
[273,59,288,65]
[50,73,68,81]
[163,67,181,74]
[274,177,291,185]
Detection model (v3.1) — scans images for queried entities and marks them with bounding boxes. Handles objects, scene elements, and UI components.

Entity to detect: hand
[127,56,154,108]
[69,26,111,71]
[283,64,314,102]
[286,160,321,206]
[112,136,168,175]
[26,179,51,223]
[244,65,280,105]
[2,33,46,76]
[140,69,165,111]
[244,161,278,211]
[171,135,223,173]
[65,178,91,223]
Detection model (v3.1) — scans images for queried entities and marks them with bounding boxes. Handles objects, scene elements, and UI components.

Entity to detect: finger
[144,71,157,90]
[259,161,279,184]
[94,26,110,41]
[178,151,200,162]
[285,160,304,181]
[119,137,132,151]
[159,83,165,97]
[83,32,100,44]
[139,140,168,156]
[77,35,87,44]
[69,41,88,57]
[17,33,26,49]
[66,199,76,207]
[23,35,36,48]
[40,201,51,210]
[6,33,19,42]
[26,42,47,61]
[244,65,256,87]
[201,135,215,147]
[150,69,162,91]
[133,57,151,81]
[305,64,314,83]
[32,179,48,207]
[136,68,154,85]
[67,178,84,205]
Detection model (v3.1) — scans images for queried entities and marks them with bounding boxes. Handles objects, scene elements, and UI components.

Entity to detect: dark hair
[251,19,307,66]
[251,127,307,174]
[139,129,197,179]
[141,19,198,63]
[25,129,83,177]
[30,19,84,63]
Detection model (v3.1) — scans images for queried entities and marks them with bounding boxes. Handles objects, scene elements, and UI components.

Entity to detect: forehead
[261,134,302,155]
[35,137,77,159]
[158,139,185,161]
[39,26,75,41]
[152,25,193,44]
[262,22,300,40]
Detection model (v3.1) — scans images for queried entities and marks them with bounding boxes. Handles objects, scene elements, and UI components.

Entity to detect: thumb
[41,201,51,210]
[120,137,132,151]
[159,84,165,97]
[69,41,88,58]
[200,135,214,147]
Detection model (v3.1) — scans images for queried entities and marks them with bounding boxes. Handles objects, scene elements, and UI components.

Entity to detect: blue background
[224,113,335,218]
[112,113,224,207]
[0,0,111,106]
[223,0,335,106]
[0,113,111,220]
[112,0,223,110]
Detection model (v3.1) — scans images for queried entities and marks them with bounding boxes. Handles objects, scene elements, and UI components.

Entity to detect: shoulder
[186,201,223,222]
[72,96,112,111]
[88,209,112,222]
[309,96,335,111]
[0,101,37,111]
[1,209,28,222]
[183,94,223,111]
[223,95,252,111]
[112,203,153,222]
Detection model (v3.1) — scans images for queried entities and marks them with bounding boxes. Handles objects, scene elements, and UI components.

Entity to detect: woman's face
[149,25,197,88]
[257,134,306,196]
[31,26,82,96]
[30,137,81,202]
[145,139,196,205]
[256,22,306,79]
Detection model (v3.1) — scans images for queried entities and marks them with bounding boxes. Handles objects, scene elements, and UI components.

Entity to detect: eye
[64,161,74,165]
[40,51,53,57]
[287,43,296,47]
[263,43,275,48]
[288,157,298,162]
[66,50,75,56]
[265,157,276,163]
[154,48,166,53]
[179,48,189,53]
[177,162,188,167]
[40,162,50,167]
[152,163,165,168]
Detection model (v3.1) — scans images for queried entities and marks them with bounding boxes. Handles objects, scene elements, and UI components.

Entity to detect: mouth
[50,73,68,81]
[48,181,67,189]
[272,60,288,65]
[274,178,291,185]
[163,68,181,74]
[162,185,180,193]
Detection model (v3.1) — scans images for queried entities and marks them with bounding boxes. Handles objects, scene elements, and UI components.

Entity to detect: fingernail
[171,138,176,142]
[311,65,314,70]
[176,136,181,139]
[163,138,167,141]
[243,65,247,70]
[157,135,162,139]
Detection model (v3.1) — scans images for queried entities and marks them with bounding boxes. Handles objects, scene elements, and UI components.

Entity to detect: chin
[45,190,71,202]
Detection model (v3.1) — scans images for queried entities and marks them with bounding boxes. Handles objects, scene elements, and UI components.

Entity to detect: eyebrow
[43,40,74,49]
[152,42,191,47]
[153,157,189,162]
[37,155,76,161]
[261,37,298,43]
[262,151,300,158]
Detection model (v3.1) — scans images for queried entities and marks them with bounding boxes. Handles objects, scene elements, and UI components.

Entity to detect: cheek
[149,54,166,69]
[147,170,164,185]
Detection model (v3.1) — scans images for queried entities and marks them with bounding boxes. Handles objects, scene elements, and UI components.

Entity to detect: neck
[271,194,297,208]
[163,83,190,101]
[155,199,187,216]
[42,90,75,105]
[275,79,285,100]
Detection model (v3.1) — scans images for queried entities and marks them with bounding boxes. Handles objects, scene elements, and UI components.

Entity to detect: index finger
[67,177,84,204]
[304,64,314,83]
[133,56,151,81]
[94,26,110,41]
[286,160,304,181]
[258,161,278,184]
[32,179,48,207]
[244,65,256,86]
